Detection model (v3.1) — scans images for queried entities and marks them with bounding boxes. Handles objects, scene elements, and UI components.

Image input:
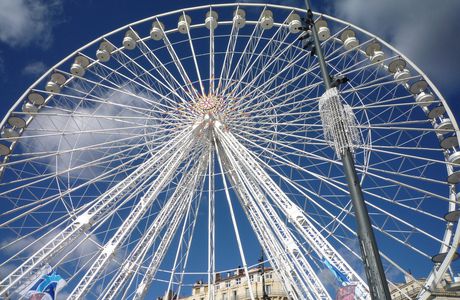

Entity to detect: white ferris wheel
[0,3,459,300]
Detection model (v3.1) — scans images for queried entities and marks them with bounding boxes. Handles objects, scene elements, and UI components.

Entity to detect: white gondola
[123,30,138,50]
[394,68,410,83]
[70,56,90,77]
[205,11,218,30]
[150,21,165,40]
[340,29,359,50]
[178,15,191,34]
[45,73,66,93]
[45,81,60,93]
[22,102,39,113]
[365,42,384,63]
[70,63,84,76]
[96,41,114,62]
[435,118,454,134]
[316,19,330,41]
[448,170,460,184]
[428,105,446,119]
[410,80,434,107]
[233,9,246,29]
[28,92,45,105]
[288,13,302,34]
[0,143,10,156]
[449,151,460,165]
[8,116,26,129]
[1,128,19,139]
[51,73,66,85]
[388,58,410,83]
[415,92,435,107]
[260,10,274,30]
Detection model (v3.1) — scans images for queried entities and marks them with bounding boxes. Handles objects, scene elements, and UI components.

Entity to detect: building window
[222,293,227,300]
[249,274,254,282]
[265,285,272,295]
[226,281,231,288]
[265,273,272,279]
[236,278,241,285]
[216,283,220,290]
[245,288,250,297]
[232,290,237,300]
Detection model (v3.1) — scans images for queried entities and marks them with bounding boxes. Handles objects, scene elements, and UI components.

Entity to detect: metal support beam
[303,0,391,299]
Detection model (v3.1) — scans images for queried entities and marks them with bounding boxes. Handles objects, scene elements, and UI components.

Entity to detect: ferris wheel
[0,3,459,300]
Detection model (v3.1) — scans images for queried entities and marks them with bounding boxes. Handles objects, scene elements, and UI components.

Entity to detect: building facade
[177,267,288,300]
[390,273,460,299]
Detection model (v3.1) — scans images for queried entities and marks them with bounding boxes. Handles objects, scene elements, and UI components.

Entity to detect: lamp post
[302,1,391,299]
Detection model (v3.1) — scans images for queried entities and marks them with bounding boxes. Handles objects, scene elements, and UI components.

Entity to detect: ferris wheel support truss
[133,155,209,300]
[68,127,203,299]
[0,124,202,297]
[215,121,370,299]
[216,140,313,300]
[97,158,200,300]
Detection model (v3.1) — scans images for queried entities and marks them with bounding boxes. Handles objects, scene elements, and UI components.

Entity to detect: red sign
[336,284,356,300]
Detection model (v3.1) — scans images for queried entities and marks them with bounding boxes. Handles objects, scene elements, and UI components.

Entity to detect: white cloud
[0,0,63,48]
[329,0,460,90]
[22,61,47,76]
[22,84,155,181]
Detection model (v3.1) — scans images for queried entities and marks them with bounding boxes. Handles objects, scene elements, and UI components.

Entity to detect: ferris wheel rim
[0,3,458,299]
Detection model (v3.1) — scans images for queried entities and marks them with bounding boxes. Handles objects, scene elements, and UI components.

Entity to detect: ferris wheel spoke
[169,172,207,299]
[59,74,179,118]
[0,140,194,268]
[101,37,187,104]
[229,81,323,119]
[229,13,294,98]
[33,88,156,120]
[235,59,317,116]
[0,127,173,182]
[270,155,446,252]
[128,35,196,105]
[181,12,205,96]
[233,64,323,116]
[208,9,216,95]
[85,59,184,112]
[216,123,367,298]
[156,19,200,100]
[233,47,320,107]
[242,138,443,261]
[221,9,266,95]
[216,8,241,95]
[0,129,171,193]
[77,51,183,110]
[232,127,449,229]
[230,126,448,242]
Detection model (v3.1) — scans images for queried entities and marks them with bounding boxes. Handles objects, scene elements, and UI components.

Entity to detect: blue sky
[0,0,459,298]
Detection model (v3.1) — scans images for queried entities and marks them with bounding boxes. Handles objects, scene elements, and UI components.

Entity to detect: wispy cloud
[22,83,154,180]
[0,0,63,48]
[22,61,47,77]
[329,0,460,89]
